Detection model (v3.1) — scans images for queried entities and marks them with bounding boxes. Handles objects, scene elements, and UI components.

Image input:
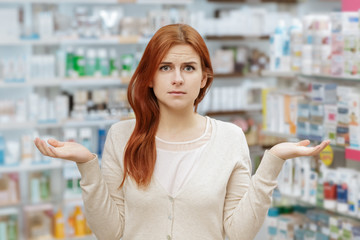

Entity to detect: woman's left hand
[269,139,330,160]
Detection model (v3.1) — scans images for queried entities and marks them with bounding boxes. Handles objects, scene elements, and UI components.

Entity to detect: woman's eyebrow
[160,61,198,65]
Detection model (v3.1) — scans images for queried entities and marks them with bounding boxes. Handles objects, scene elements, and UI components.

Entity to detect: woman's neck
[157,109,206,142]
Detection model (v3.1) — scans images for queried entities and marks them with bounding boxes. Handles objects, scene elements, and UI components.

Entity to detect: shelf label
[320,145,333,166]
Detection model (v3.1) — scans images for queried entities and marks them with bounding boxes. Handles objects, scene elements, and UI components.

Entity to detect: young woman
[34,24,329,240]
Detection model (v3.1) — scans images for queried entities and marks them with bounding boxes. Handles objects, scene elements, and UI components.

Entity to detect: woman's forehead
[162,45,200,63]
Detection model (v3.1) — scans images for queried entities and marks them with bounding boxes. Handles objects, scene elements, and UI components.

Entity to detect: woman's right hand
[34,138,95,163]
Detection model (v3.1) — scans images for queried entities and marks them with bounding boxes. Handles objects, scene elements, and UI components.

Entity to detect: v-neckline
[152,118,217,199]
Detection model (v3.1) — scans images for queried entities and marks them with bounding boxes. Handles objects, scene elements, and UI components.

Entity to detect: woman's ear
[200,72,207,88]
[149,81,153,88]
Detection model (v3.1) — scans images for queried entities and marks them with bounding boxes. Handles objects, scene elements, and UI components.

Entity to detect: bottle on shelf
[74,206,85,237]
[0,134,5,166]
[54,209,65,239]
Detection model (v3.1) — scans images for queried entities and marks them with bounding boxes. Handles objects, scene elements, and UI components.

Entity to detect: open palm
[269,139,330,160]
[34,138,95,163]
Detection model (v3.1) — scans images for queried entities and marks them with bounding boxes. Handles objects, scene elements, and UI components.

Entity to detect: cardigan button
[167,235,171,240]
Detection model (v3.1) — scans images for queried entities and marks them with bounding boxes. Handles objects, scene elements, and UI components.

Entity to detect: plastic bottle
[65,47,75,78]
[109,49,119,77]
[7,215,17,240]
[97,127,106,158]
[40,173,50,201]
[98,49,109,76]
[0,221,8,240]
[348,173,359,216]
[289,18,303,72]
[54,209,65,239]
[267,207,279,240]
[80,128,92,152]
[74,206,85,237]
[0,134,5,166]
[270,20,286,71]
[300,157,311,202]
[85,49,96,77]
[74,48,85,77]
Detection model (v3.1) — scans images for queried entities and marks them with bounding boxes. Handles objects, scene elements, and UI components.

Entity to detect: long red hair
[121,24,213,188]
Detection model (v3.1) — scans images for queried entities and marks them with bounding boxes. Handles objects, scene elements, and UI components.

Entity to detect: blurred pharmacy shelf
[0,0,191,3]
[298,74,360,83]
[0,161,63,173]
[261,70,360,83]
[281,193,360,222]
[0,77,129,88]
[0,207,19,216]
[261,70,296,79]
[261,130,297,139]
[0,0,133,4]
[0,118,123,130]
[0,35,142,46]
[206,104,262,117]
[60,77,129,88]
[213,73,262,79]
[206,35,270,41]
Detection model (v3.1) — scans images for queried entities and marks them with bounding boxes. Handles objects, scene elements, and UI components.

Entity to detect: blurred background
[1,0,360,239]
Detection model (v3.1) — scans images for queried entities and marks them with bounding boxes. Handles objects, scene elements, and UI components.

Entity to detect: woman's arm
[76,126,125,240]
[223,148,283,240]
[34,126,125,240]
[223,130,329,240]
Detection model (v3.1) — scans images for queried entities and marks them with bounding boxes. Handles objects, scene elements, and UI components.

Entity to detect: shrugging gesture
[34,137,94,163]
[269,139,330,160]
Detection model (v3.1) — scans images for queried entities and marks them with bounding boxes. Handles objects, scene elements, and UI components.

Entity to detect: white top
[77,118,286,240]
[154,117,212,196]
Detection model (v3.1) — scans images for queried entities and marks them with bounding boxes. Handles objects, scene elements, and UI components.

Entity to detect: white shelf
[0,36,141,46]
[0,0,123,4]
[281,193,360,221]
[0,161,63,173]
[64,197,84,207]
[0,207,19,216]
[24,203,54,212]
[0,118,123,130]
[0,77,128,88]
[0,122,35,130]
[299,73,360,82]
[63,118,120,127]
[261,130,298,139]
[261,70,296,78]
[261,71,360,82]
[60,77,127,88]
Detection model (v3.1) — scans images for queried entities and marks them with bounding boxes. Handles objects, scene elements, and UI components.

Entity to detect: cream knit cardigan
[77,118,285,240]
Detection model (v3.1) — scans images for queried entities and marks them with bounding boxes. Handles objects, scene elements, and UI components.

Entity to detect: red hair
[121,24,213,188]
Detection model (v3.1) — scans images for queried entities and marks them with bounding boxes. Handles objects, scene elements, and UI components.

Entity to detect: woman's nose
[171,69,184,85]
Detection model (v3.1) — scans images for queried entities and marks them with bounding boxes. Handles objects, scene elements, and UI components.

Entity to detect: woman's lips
[168,91,186,95]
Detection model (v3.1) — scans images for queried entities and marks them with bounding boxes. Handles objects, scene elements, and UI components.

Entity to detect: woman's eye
[184,66,195,71]
[160,66,171,71]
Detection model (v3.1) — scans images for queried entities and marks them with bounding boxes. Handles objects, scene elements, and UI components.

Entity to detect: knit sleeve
[76,125,125,240]
[223,130,285,240]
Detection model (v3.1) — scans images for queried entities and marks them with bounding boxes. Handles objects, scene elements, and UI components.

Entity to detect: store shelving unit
[0,161,63,174]
[0,0,134,3]
[206,35,270,41]
[213,73,262,79]
[261,71,360,161]
[207,104,262,116]
[0,77,129,88]
[0,35,142,47]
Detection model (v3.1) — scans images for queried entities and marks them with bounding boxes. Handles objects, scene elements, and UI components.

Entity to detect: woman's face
[151,44,207,112]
